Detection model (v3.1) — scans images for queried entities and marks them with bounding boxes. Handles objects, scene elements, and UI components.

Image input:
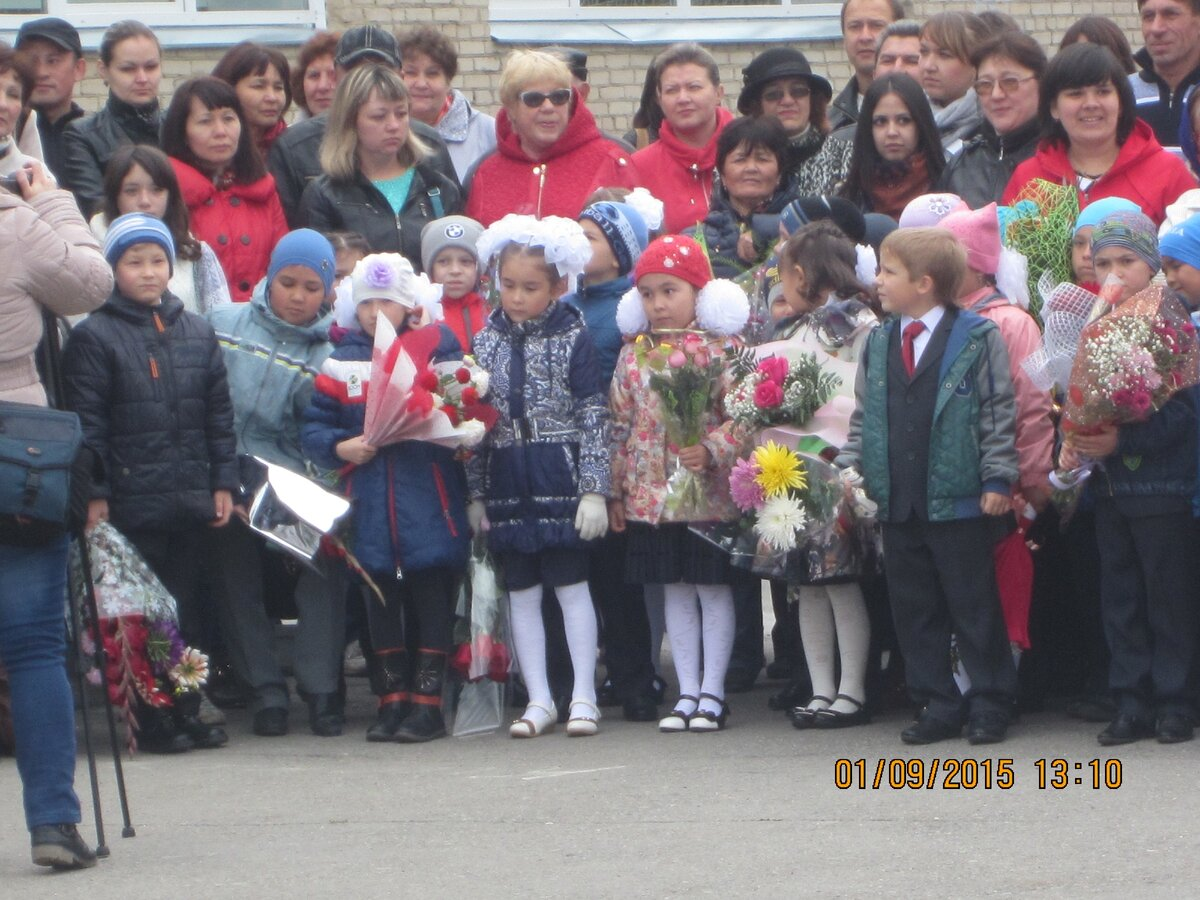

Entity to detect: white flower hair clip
[475,213,592,280]
[623,187,665,233]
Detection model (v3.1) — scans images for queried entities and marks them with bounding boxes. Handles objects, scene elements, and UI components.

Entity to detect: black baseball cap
[15,17,83,56]
[334,25,401,69]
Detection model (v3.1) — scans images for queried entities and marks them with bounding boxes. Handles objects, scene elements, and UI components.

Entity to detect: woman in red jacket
[465,50,637,226]
[631,42,734,235]
[161,77,288,301]
[1002,42,1196,226]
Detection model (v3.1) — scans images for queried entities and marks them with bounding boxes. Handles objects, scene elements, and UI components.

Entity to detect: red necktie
[902,320,926,377]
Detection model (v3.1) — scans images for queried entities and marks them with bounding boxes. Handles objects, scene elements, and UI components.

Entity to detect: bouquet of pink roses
[1061,284,1200,435]
[724,346,841,431]
[635,329,729,518]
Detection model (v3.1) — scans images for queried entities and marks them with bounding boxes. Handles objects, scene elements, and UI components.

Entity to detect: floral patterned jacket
[609,331,744,525]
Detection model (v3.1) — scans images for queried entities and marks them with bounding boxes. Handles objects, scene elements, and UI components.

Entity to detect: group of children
[58,167,1200,750]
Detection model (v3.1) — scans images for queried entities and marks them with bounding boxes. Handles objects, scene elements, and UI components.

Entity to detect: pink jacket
[961,287,1054,499]
[609,333,743,525]
[0,189,112,406]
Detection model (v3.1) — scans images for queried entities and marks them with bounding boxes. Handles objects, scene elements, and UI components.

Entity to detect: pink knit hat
[938,203,1001,275]
[897,193,969,228]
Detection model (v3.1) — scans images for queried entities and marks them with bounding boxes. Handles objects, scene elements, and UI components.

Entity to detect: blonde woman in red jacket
[162,76,287,301]
[1002,43,1196,226]
[465,50,638,226]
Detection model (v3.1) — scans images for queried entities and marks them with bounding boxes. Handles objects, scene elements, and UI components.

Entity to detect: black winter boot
[173,691,229,748]
[394,649,447,743]
[135,699,193,754]
[366,648,411,742]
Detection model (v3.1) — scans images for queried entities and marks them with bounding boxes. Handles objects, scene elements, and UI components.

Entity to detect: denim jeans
[0,535,81,830]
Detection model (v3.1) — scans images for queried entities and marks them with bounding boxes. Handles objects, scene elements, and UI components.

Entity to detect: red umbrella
[994,524,1033,650]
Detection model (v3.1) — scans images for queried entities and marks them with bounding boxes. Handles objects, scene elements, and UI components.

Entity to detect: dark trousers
[729,566,765,678]
[881,516,1016,724]
[1093,500,1198,717]
[125,527,207,645]
[769,579,800,671]
[370,567,456,655]
[590,530,653,701]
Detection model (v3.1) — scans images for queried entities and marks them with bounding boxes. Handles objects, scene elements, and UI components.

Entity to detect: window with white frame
[490,0,843,44]
[0,0,326,48]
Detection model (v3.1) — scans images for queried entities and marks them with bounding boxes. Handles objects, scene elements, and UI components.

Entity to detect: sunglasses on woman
[518,88,572,108]
[973,75,1035,97]
[761,85,811,103]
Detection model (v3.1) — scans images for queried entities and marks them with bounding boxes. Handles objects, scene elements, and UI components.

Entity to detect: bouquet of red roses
[724,345,841,431]
[363,312,498,449]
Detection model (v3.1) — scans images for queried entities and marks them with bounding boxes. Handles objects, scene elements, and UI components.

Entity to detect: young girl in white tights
[468,215,610,738]
[609,235,749,732]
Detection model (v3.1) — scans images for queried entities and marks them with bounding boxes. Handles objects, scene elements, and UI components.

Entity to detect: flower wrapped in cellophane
[449,538,512,737]
[724,344,841,431]
[635,329,729,519]
[693,441,878,582]
[999,179,1079,319]
[70,522,212,749]
[1061,284,1200,434]
[363,311,498,450]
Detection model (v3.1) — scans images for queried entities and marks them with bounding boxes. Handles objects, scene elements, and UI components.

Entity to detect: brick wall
[71,0,1146,136]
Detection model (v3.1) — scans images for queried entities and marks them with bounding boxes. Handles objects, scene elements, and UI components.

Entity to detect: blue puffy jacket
[563,274,629,386]
[300,325,470,578]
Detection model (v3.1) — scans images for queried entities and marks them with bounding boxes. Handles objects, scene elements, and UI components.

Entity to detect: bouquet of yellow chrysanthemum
[695,440,873,582]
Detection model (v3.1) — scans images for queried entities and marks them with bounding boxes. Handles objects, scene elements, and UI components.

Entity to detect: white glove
[574,493,608,541]
[467,500,490,535]
[839,467,864,489]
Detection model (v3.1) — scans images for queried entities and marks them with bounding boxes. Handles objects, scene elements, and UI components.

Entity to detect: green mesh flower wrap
[999,179,1080,321]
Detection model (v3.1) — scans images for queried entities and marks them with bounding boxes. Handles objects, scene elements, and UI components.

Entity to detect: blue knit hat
[104,213,175,275]
[1160,212,1200,271]
[267,229,336,296]
[1074,197,1140,235]
[578,201,649,277]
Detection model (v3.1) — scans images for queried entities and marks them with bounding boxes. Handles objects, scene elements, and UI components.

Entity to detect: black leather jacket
[298,163,463,271]
[269,114,460,228]
[936,118,1041,209]
[62,95,163,219]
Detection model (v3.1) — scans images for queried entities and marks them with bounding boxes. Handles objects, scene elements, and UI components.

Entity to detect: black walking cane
[37,311,135,848]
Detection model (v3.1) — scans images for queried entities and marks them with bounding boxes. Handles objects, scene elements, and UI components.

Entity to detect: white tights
[796,582,870,714]
[508,582,598,712]
[662,582,734,717]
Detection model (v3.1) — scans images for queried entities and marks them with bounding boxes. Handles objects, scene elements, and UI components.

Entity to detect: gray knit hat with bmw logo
[420,215,485,274]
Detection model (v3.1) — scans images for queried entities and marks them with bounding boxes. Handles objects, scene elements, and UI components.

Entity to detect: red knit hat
[633,234,713,289]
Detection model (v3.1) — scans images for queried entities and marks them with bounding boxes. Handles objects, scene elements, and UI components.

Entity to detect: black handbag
[0,401,86,546]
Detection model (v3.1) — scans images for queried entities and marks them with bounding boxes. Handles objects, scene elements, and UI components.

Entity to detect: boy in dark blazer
[838,227,1020,745]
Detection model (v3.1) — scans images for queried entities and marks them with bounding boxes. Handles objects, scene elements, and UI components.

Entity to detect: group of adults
[4,1,1200,298]
[8,0,1200,871]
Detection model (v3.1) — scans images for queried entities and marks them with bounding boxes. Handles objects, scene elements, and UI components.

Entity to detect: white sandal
[566,699,601,737]
[509,702,556,739]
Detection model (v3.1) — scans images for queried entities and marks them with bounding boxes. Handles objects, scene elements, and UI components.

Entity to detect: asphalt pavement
[4,666,1199,898]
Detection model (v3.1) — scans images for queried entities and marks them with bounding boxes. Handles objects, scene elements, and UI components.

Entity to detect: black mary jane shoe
[814,694,871,729]
[689,693,730,732]
[789,695,833,729]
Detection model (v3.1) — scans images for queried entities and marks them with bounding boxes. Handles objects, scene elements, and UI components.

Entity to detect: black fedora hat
[738,48,832,115]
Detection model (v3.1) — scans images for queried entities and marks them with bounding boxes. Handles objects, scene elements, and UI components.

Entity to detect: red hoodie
[171,158,288,301]
[1001,119,1197,226]
[632,107,735,235]
[441,290,488,353]
[465,90,639,226]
